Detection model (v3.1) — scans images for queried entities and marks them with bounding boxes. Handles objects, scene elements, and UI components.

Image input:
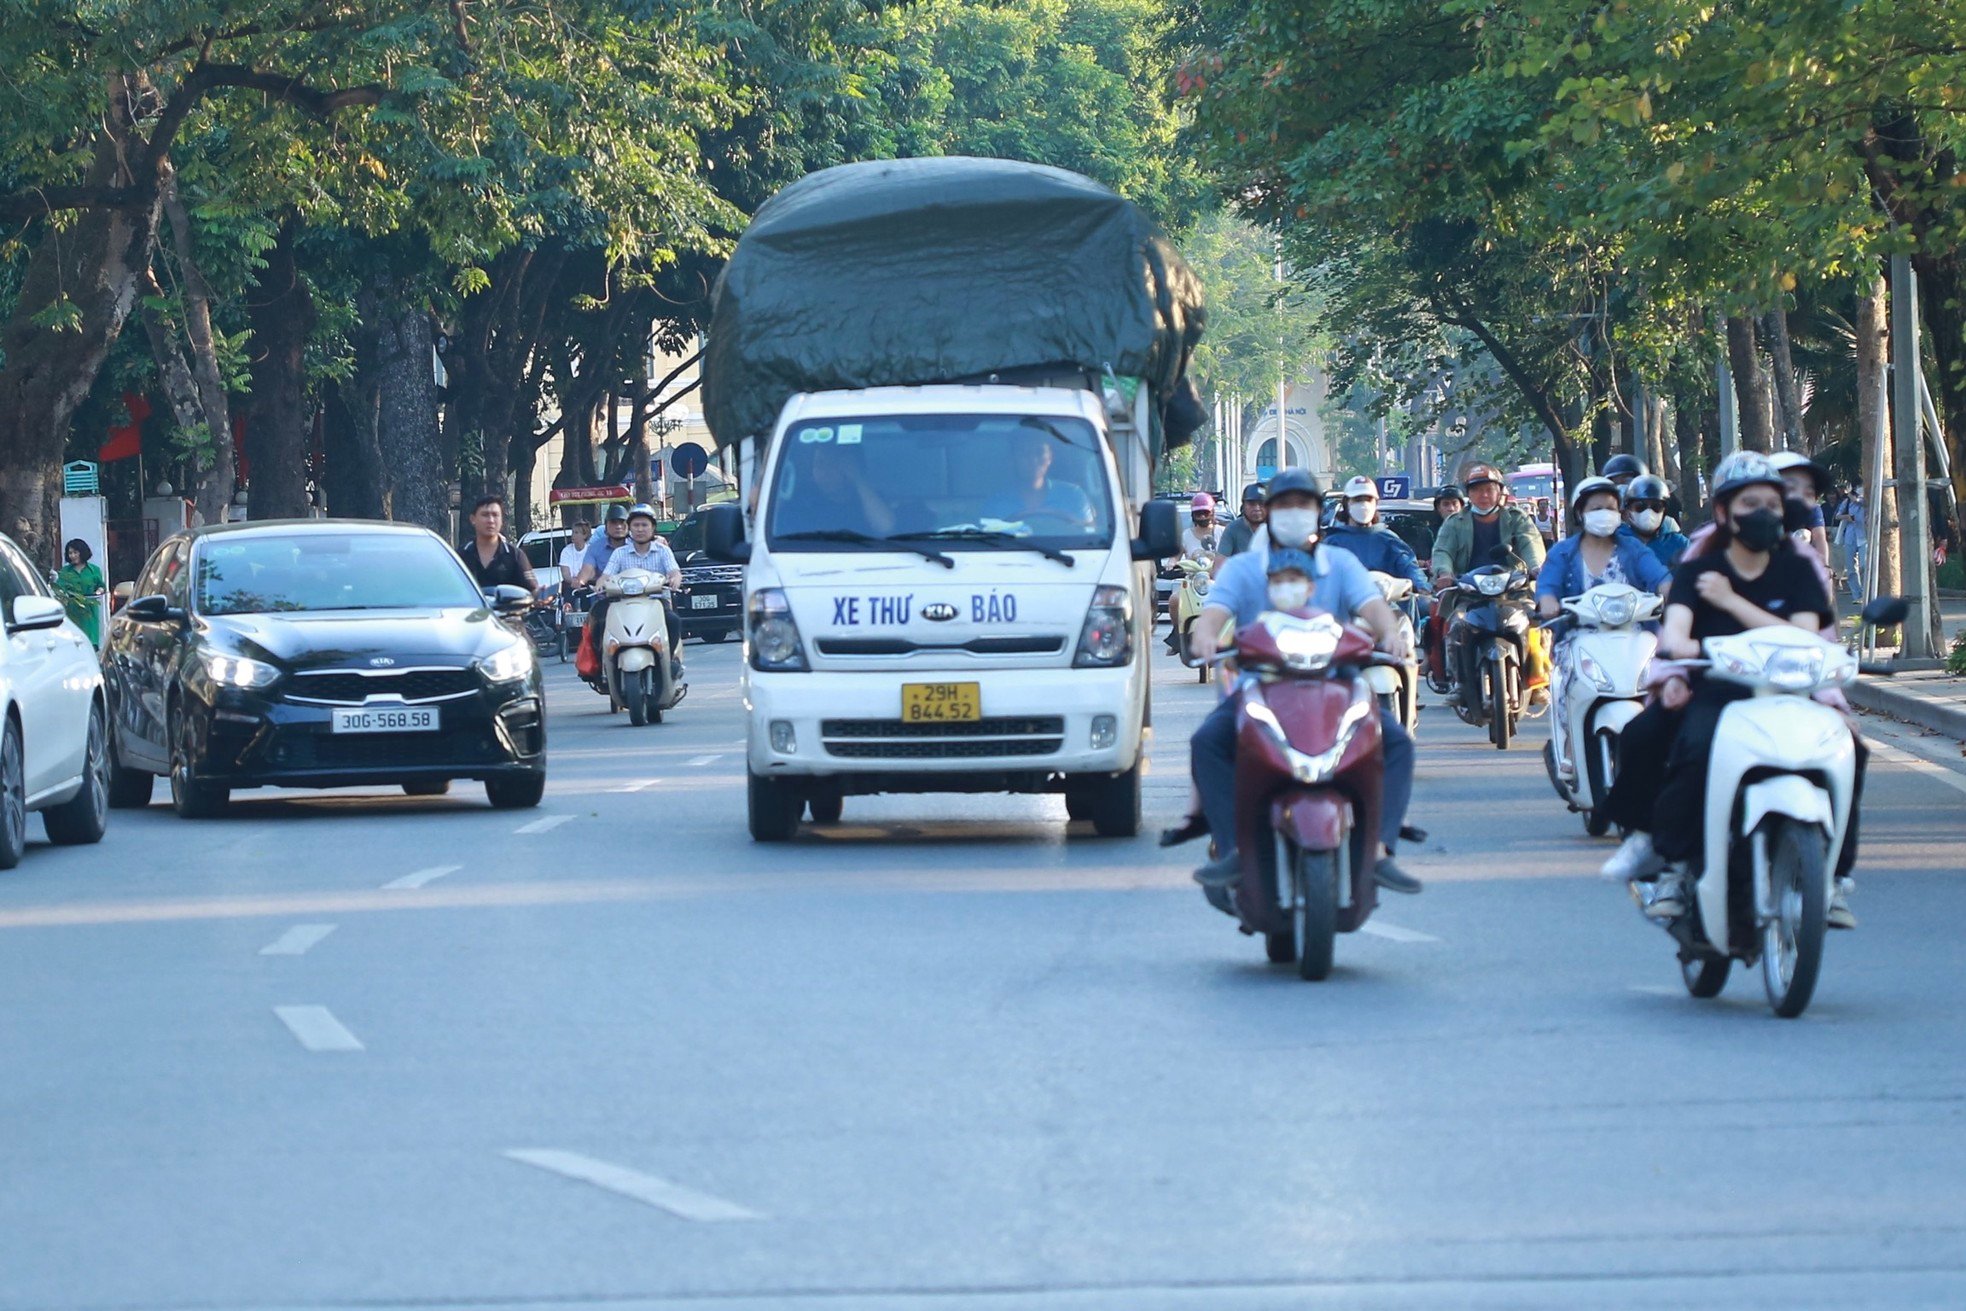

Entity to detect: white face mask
[1268,508,1321,545]
[1268,578,1312,611]
[1470,500,1501,517]
[1582,509,1622,538]
[1348,499,1377,525]
[1631,509,1664,534]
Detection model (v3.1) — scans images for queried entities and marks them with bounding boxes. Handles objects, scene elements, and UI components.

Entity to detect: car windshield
[765,413,1114,550]
[195,533,485,615]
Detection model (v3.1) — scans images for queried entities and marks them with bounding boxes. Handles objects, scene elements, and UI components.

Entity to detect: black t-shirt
[1670,547,1830,641]
[462,537,534,591]
[1469,511,1502,565]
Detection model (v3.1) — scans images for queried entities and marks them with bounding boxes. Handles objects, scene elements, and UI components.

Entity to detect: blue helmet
[1266,547,1316,577]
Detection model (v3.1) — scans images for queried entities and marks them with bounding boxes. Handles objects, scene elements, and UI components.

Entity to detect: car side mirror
[488,584,533,615]
[1133,500,1180,561]
[1860,596,1910,627]
[703,504,750,563]
[8,595,66,633]
[123,593,185,624]
[113,581,135,604]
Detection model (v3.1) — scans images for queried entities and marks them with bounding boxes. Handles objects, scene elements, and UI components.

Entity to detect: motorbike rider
[1325,476,1429,596]
[1431,464,1550,701]
[1604,454,1684,531]
[1164,493,1224,653]
[1420,485,1466,684]
[589,504,686,681]
[1535,478,1671,619]
[1619,474,1689,570]
[1219,483,1267,556]
[1598,451,1863,928]
[1771,451,1834,570]
[1186,470,1423,896]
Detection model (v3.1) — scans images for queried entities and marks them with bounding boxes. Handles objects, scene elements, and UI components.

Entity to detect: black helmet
[1602,453,1648,482]
[1240,482,1266,504]
[603,503,631,524]
[1622,474,1670,506]
[1432,483,1465,508]
[1263,468,1323,502]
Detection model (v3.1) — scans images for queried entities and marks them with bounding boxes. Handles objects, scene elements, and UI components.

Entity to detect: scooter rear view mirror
[1860,596,1910,627]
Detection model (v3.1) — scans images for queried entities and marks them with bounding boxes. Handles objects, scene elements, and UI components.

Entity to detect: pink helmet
[1189,492,1216,514]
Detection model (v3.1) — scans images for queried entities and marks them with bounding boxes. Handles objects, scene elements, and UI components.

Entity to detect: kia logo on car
[921,603,958,622]
[368,656,396,668]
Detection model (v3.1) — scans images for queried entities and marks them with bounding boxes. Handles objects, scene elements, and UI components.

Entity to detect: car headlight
[749,588,809,672]
[478,642,534,683]
[1074,585,1134,667]
[202,652,279,689]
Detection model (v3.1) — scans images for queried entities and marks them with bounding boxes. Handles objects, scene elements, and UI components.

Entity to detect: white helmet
[1343,476,1379,500]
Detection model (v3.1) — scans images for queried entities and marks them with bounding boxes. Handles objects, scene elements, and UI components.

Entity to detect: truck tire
[1087,764,1141,838]
[748,770,801,842]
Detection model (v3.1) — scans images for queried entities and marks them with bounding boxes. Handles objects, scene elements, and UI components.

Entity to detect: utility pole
[1890,255,1935,657]
[1716,350,1740,460]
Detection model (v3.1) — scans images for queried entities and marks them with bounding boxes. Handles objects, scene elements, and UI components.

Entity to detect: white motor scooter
[1648,621,1875,1019]
[1363,572,1420,734]
[596,570,686,725]
[1542,582,1662,836]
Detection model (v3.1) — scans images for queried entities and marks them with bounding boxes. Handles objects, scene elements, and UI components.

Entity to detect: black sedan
[103,520,547,817]
[662,510,744,642]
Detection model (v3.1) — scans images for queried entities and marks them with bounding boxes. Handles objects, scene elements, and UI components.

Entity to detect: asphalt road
[3,631,1964,1310]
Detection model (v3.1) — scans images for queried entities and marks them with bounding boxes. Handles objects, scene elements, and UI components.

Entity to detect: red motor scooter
[1220,607,1392,980]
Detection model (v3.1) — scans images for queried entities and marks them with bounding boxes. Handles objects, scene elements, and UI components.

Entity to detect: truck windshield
[765,414,1114,551]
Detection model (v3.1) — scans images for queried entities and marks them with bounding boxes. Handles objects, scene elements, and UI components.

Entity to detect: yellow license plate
[902,682,981,723]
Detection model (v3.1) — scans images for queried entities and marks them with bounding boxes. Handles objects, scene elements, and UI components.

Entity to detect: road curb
[1851,676,1966,743]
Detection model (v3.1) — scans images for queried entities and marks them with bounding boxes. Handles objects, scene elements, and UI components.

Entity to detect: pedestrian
[459,494,538,594]
[54,539,106,646]
[1834,477,1866,599]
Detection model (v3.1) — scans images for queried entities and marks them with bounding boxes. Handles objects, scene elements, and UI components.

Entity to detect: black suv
[664,510,744,643]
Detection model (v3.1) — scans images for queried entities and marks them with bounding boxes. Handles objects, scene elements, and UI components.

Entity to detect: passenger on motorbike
[1535,478,1671,620]
[1325,476,1429,596]
[1431,464,1550,699]
[1599,451,1863,928]
[1187,470,1422,896]
[1618,475,1689,570]
[1772,451,1835,570]
[574,503,633,588]
[587,504,686,681]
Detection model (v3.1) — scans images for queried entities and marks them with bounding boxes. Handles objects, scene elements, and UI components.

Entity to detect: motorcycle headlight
[617,576,647,597]
[1761,644,1826,692]
[1475,573,1509,597]
[478,641,534,683]
[1596,594,1636,628]
[202,652,279,689]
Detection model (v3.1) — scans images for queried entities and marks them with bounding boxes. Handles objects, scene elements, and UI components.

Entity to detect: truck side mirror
[1132,499,1180,561]
[703,504,750,563]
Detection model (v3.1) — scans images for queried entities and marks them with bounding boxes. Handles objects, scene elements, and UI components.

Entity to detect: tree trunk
[1911,250,1966,522]
[1724,316,1775,452]
[245,220,315,520]
[1763,309,1804,451]
[137,269,210,489]
[356,283,448,534]
[320,380,386,519]
[158,167,236,527]
[1856,272,1900,604]
[0,125,159,557]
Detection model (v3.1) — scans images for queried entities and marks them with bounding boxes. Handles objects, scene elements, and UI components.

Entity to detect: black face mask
[1783,496,1813,534]
[1732,508,1785,552]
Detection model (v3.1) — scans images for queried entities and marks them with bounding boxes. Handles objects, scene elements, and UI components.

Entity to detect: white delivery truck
[697,158,1205,841]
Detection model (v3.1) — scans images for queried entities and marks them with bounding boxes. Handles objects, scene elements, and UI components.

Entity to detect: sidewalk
[1845,595,1966,741]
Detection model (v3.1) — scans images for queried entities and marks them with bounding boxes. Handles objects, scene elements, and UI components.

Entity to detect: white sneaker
[1601,831,1665,882]
[1829,878,1857,930]
[1643,871,1688,921]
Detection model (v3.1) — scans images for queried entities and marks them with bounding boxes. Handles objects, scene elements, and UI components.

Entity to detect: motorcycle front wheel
[1485,660,1513,750]
[1583,730,1619,837]
[627,668,652,726]
[1681,954,1730,998]
[1761,819,1829,1018]
[1293,848,1339,981]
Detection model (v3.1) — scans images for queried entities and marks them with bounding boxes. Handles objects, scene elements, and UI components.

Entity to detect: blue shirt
[582,533,626,575]
[1617,522,1688,571]
[980,480,1095,524]
[1208,542,1382,630]
[1322,523,1429,589]
[603,541,679,576]
[1537,533,1670,604]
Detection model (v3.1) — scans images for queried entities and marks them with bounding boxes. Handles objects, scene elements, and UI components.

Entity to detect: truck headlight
[202,652,279,689]
[478,641,534,683]
[1073,585,1133,667]
[749,588,809,671]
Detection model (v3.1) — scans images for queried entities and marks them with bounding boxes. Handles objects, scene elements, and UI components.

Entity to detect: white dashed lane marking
[503,1149,763,1222]
[610,778,662,793]
[381,865,461,890]
[258,924,336,956]
[514,815,574,835]
[273,1006,365,1052]
[1358,920,1440,944]
[686,754,721,767]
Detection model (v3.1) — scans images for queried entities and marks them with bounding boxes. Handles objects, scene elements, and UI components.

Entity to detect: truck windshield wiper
[897,528,1076,567]
[775,529,954,568]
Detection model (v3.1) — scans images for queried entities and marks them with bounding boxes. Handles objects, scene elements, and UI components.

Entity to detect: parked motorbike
[1171,557,1220,683]
[1540,583,1662,836]
[588,570,686,725]
[1213,608,1397,980]
[1363,572,1420,734]
[1647,602,1903,1018]
[1442,559,1536,749]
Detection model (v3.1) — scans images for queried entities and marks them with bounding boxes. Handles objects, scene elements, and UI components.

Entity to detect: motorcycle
[1442,559,1536,749]
[1540,583,1662,836]
[1171,557,1222,683]
[1642,617,1901,1019]
[588,570,686,725]
[1363,572,1420,734]
[1214,608,1397,981]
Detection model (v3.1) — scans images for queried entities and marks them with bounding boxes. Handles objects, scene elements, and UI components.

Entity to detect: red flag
[98,393,152,462]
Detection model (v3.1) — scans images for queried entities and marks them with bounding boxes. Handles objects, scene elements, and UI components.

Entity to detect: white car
[0,536,109,868]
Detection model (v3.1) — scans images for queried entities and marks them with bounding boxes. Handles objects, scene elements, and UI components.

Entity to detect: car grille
[286,668,478,705]
[267,727,507,770]
[682,564,743,585]
[819,716,1065,759]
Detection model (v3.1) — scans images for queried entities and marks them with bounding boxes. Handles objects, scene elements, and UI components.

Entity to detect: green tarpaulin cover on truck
[702,156,1205,454]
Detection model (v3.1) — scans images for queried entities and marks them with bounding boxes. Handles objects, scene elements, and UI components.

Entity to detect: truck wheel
[748,770,801,842]
[1087,764,1141,838]
[1063,787,1094,822]
[806,791,843,825]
